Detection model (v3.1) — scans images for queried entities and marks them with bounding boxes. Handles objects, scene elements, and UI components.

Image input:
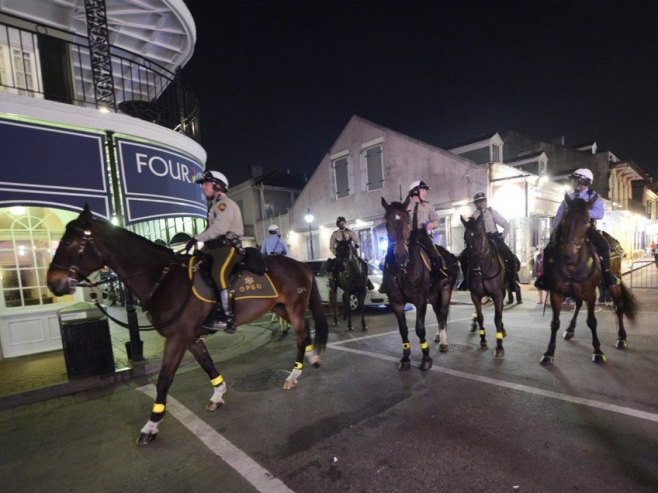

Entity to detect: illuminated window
[0,207,75,309]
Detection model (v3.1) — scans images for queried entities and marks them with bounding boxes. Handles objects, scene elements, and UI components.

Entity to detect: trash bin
[58,302,115,379]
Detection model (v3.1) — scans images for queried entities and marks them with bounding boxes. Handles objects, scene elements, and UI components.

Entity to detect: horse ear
[402,196,410,208]
[381,197,389,208]
[460,215,467,226]
[588,192,599,207]
[80,203,92,221]
[564,192,572,205]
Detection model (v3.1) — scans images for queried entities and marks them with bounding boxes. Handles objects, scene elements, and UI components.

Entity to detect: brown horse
[329,239,369,331]
[539,194,637,365]
[460,214,508,358]
[47,206,328,445]
[381,198,458,370]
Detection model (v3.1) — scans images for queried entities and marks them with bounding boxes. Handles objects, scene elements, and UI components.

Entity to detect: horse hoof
[439,344,448,353]
[480,342,488,350]
[347,327,354,332]
[136,432,157,446]
[419,358,433,371]
[494,349,505,359]
[206,401,223,412]
[592,353,607,364]
[283,379,298,390]
[563,330,574,341]
[470,324,477,333]
[540,355,554,366]
[398,361,411,371]
[361,326,367,332]
[616,339,628,350]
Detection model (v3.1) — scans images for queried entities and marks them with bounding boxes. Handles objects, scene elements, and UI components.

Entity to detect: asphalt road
[1,298,657,492]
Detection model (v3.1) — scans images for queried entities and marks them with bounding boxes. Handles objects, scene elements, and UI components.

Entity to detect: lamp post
[304,208,315,259]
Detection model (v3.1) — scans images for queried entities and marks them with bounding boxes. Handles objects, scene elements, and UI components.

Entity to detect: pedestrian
[261,224,288,255]
[535,168,619,290]
[186,170,244,332]
[535,247,546,304]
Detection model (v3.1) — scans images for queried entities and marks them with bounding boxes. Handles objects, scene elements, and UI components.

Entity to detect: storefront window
[0,207,75,309]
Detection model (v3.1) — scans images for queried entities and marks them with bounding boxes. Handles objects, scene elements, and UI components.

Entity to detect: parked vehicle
[304,260,389,309]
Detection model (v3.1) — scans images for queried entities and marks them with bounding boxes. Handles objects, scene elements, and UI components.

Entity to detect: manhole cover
[230,369,291,392]
[443,343,477,353]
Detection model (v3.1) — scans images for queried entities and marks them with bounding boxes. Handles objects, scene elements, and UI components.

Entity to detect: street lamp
[304,208,315,259]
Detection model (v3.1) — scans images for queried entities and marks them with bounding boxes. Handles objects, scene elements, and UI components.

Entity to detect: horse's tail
[620,282,638,322]
[309,275,329,351]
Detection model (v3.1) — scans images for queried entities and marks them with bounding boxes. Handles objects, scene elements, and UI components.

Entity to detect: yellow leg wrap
[294,361,303,370]
[402,342,411,350]
[210,375,224,386]
[420,341,429,350]
[305,344,314,352]
[479,330,485,336]
[496,332,504,340]
[152,403,165,414]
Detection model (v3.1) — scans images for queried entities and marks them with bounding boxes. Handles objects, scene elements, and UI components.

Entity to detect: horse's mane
[83,216,175,255]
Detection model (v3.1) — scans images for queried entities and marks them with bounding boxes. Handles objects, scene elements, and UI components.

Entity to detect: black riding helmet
[336,216,347,227]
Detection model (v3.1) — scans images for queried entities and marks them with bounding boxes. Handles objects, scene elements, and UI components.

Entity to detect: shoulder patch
[218,203,227,211]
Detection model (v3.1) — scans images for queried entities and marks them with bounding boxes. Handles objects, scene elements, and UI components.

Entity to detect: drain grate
[443,343,477,353]
[230,369,291,393]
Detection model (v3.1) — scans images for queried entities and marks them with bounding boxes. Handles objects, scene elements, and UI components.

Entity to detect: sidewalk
[0,306,279,411]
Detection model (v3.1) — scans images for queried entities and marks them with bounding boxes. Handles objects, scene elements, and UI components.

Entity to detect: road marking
[328,344,658,424]
[136,384,293,493]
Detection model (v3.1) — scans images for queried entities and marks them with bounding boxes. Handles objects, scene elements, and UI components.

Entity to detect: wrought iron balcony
[0,17,201,143]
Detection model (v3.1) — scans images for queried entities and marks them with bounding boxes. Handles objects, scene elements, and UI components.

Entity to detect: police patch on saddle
[188,256,278,302]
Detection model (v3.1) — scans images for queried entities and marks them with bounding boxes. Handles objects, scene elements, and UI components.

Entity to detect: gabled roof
[253,169,308,189]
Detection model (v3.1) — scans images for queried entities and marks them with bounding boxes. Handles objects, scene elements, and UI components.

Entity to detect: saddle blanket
[189,257,278,302]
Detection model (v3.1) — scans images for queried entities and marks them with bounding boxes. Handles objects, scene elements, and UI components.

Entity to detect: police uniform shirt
[552,188,604,230]
[262,234,288,255]
[472,207,509,238]
[195,194,244,242]
[330,228,358,255]
[407,200,439,231]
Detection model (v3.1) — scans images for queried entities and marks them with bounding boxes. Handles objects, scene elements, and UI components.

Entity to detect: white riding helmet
[268,224,279,233]
[408,180,430,196]
[571,168,593,185]
[195,170,229,190]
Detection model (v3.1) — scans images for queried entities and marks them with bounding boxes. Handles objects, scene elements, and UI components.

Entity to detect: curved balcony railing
[0,16,201,142]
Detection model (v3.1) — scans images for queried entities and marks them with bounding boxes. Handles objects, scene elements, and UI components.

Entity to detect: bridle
[465,217,502,281]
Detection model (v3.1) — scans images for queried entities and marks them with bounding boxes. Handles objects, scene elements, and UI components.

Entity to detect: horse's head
[559,193,595,265]
[382,197,411,263]
[460,213,487,256]
[47,205,106,295]
[334,239,355,262]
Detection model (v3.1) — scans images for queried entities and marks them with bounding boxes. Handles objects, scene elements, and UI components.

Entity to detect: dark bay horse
[460,214,507,358]
[540,194,637,365]
[47,206,328,445]
[381,198,458,370]
[330,239,369,331]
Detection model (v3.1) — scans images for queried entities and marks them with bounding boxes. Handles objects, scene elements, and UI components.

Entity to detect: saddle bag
[242,247,266,275]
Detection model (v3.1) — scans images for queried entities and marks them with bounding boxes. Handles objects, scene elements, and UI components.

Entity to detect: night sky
[181,0,658,186]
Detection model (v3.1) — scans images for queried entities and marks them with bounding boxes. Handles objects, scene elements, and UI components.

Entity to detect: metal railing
[0,17,201,142]
[627,260,658,288]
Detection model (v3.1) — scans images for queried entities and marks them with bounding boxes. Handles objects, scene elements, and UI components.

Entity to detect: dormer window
[491,144,501,163]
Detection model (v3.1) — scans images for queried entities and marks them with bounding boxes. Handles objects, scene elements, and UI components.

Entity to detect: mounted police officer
[186,170,244,332]
[329,216,359,295]
[461,191,521,302]
[535,168,619,290]
[407,180,446,282]
[261,224,288,255]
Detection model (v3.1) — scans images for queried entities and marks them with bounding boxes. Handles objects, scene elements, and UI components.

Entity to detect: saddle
[191,248,276,303]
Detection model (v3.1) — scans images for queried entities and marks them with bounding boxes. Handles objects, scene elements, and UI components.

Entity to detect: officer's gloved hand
[184,238,197,253]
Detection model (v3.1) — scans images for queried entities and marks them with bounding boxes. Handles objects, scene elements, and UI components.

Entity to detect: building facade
[285,115,487,263]
[0,1,208,358]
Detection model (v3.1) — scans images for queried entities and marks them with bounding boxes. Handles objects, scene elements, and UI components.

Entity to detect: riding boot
[220,289,236,333]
